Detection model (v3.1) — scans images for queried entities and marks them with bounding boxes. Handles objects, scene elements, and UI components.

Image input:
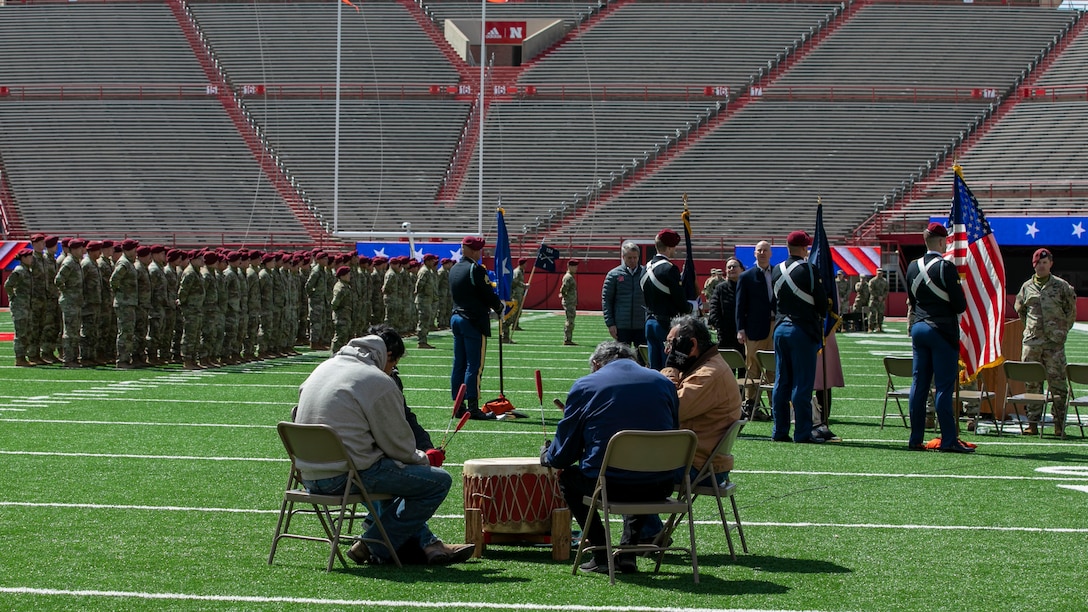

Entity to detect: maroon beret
[203,252,219,264]
[45,236,59,248]
[462,235,486,250]
[166,249,181,262]
[227,251,241,262]
[440,258,453,265]
[60,237,72,248]
[136,245,152,257]
[335,266,351,277]
[1032,248,1052,266]
[87,241,103,251]
[113,244,124,253]
[408,259,420,268]
[358,255,371,264]
[568,259,579,266]
[30,233,46,243]
[656,229,681,248]
[925,222,948,238]
[18,248,34,258]
[68,239,87,249]
[150,244,166,254]
[786,230,812,247]
[121,239,140,251]
[261,254,275,264]
[100,239,114,249]
[518,258,528,266]
[423,253,438,262]
[372,256,388,265]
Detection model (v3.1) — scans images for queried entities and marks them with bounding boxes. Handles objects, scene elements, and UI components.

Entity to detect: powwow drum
[462,457,570,559]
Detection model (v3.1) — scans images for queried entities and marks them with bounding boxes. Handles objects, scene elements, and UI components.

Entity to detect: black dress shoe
[939,443,975,454]
[468,409,496,421]
[796,436,825,444]
[615,554,638,574]
[772,436,792,442]
[907,444,927,451]
[579,557,609,574]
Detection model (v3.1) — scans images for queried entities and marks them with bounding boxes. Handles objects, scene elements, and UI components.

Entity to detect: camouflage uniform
[164,258,180,361]
[306,262,328,348]
[835,274,852,314]
[110,253,138,366]
[4,256,35,364]
[382,265,399,329]
[177,261,205,367]
[148,259,169,362]
[330,274,353,353]
[415,262,437,346]
[41,246,61,360]
[223,260,243,362]
[258,262,275,356]
[54,251,84,365]
[97,252,116,361]
[853,277,870,329]
[215,264,228,359]
[867,273,889,333]
[273,263,289,353]
[435,262,452,329]
[245,260,261,359]
[370,264,386,326]
[79,253,102,363]
[355,261,372,337]
[200,261,219,363]
[133,257,152,363]
[1015,273,1077,429]
[504,264,527,342]
[560,268,578,344]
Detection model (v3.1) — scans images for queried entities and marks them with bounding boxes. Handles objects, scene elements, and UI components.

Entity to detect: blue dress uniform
[905,224,967,451]
[449,236,502,418]
[640,229,689,369]
[770,232,827,443]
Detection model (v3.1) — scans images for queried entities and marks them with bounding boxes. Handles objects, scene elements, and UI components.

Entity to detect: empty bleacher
[0,100,306,244]
[1035,21,1088,86]
[520,2,841,89]
[775,4,1077,88]
[190,2,459,86]
[248,99,471,232]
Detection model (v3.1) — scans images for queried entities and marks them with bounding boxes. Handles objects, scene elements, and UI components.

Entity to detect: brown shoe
[29,356,49,366]
[41,353,60,364]
[116,361,135,370]
[417,342,436,350]
[423,541,475,565]
[1054,424,1066,439]
[15,357,34,367]
[346,540,372,565]
[563,340,577,346]
[1023,423,1039,436]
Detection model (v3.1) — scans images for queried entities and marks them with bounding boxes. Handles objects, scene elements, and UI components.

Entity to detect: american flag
[945,165,1005,381]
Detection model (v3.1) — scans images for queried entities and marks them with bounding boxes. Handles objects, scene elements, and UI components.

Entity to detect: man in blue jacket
[735,240,775,414]
[543,341,679,574]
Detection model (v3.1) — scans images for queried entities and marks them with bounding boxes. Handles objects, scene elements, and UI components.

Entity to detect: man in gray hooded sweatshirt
[294,333,474,565]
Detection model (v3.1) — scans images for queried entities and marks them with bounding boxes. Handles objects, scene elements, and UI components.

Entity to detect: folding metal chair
[1064,363,1088,438]
[881,356,912,429]
[1002,361,1053,436]
[663,419,748,561]
[754,350,776,418]
[718,348,746,395]
[269,422,402,570]
[570,429,700,585]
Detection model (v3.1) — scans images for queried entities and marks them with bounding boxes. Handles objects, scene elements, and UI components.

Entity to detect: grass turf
[1,311,1087,611]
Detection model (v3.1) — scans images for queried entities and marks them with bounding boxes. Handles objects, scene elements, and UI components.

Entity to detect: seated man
[542,341,679,574]
[294,332,473,566]
[661,315,743,486]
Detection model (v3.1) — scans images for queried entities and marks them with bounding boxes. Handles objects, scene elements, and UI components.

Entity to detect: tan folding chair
[1002,361,1053,436]
[755,350,776,418]
[570,429,700,585]
[1064,364,1088,438]
[637,344,650,367]
[956,375,995,425]
[718,348,746,395]
[881,356,912,429]
[663,419,748,561]
[268,422,402,570]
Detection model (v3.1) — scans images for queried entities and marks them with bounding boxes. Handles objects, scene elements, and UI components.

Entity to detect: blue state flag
[808,201,839,340]
[494,208,514,317]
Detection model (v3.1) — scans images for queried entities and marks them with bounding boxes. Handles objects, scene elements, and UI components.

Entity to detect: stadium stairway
[168,0,329,243]
[531,0,863,242]
[0,151,27,238]
[857,6,1088,241]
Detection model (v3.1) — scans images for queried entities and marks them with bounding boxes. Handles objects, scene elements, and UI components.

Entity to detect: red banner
[484,21,526,44]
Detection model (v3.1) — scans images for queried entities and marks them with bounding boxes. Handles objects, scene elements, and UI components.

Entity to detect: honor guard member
[5,249,37,366]
[867,268,889,333]
[905,223,970,452]
[54,239,86,367]
[853,275,870,330]
[416,254,439,349]
[435,258,454,330]
[450,235,502,421]
[641,229,690,369]
[835,270,852,314]
[110,239,140,369]
[770,230,828,444]
[97,241,117,362]
[146,245,170,364]
[560,259,579,346]
[80,242,104,365]
[330,265,354,353]
[1014,248,1077,437]
[40,236,62,362]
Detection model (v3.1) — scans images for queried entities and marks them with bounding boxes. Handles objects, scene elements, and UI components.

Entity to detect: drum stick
[553,398,564,410]
[441,412,472,451]
[442,384,467,444]
[535,370,547,443]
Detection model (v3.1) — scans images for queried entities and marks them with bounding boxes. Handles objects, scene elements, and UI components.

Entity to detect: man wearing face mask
[601,242,646,349]
[661,315,743,485]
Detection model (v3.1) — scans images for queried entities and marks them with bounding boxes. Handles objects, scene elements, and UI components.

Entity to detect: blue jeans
[303,458,450,562]
[450,314,486,402]
[645,318,668,370]
[772,320,819,442]
[908,322,959,448]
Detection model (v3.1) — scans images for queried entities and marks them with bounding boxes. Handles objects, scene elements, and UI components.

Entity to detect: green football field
[1,311,1087,611]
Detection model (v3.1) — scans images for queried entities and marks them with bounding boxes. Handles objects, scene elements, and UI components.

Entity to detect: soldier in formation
[560,259,578,346]
[867,268,889,333]
[853,275,870,330]
[835,270,852,314]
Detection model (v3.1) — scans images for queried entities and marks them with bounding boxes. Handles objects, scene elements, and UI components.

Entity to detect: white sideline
[0,587,792,612]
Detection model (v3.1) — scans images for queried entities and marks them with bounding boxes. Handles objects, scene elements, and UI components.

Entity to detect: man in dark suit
[734,240,775,414]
